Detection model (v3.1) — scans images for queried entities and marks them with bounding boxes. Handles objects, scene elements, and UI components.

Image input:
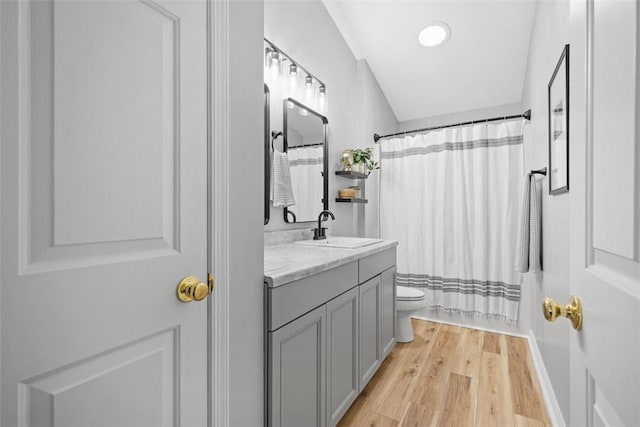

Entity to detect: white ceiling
[323,0,536,122]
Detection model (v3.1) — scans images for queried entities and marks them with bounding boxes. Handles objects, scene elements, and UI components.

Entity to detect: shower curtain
[288,145,324,221]
[380,120,524,323]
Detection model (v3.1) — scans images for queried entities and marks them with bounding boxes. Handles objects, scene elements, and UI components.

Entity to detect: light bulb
[264,47,274,68]
[418,23,451,47]
[289,64,298,94]
[318,86,327,112]
[269,51,281,80]
[270,52,280,67]
[299,107,309,116]
[305,75,314,103]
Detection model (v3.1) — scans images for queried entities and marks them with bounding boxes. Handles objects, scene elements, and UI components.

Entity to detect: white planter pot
[353,162,366,174]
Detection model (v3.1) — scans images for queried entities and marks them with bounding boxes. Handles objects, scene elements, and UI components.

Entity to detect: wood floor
[338,319,551,427]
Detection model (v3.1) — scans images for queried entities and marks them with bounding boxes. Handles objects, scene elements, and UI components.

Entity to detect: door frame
[567,0,589,422]
[209,0,230,425]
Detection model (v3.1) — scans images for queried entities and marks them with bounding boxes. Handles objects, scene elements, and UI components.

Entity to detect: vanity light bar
[264,38,326,89]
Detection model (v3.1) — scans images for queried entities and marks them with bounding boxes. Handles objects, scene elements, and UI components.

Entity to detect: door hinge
[208,273,214,293]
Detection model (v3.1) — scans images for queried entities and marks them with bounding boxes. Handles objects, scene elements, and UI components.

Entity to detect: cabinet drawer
[358,248,396,284]
[267,261,358,331]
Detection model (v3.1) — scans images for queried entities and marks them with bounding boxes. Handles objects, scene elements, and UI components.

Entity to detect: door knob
[177,275,213,302]
[542,295,583,330]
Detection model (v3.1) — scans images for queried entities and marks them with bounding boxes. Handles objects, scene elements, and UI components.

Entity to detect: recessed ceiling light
[418,23,451,47]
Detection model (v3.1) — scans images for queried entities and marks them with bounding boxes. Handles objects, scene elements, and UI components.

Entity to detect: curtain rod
[373,109,531,143]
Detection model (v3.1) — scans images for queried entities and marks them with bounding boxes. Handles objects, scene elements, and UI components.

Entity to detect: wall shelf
[335,198,368,204]
[335,171,368,179]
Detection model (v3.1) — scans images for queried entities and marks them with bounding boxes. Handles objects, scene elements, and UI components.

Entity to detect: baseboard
[410,314,530,339]
[525,331,566,427]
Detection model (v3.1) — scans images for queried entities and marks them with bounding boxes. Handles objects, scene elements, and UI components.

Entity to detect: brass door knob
[177,275,213,302]
[542,295,583,330]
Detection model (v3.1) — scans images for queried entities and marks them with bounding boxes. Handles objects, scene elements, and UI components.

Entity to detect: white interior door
[0,0,210,425]
[569,0,640,425]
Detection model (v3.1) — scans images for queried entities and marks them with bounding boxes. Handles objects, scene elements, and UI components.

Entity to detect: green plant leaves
[351,147,379,171]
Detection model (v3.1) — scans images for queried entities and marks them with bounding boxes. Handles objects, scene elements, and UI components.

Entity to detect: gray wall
[264,0,397,236]
[356,59,398,239]
[228,1,264,426]
[397,102,523,132]
[521,0,571,422]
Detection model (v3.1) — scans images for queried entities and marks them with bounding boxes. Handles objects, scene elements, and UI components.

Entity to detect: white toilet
[396,285,426,343]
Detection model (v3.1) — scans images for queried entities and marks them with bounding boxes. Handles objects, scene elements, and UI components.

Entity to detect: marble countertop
[264,239,398,287]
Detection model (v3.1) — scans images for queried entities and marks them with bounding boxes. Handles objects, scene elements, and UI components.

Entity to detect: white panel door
[0,0,210,425]
[569,0,640,425]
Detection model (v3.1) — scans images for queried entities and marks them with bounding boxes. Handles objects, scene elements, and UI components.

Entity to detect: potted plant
[343,148,379,175]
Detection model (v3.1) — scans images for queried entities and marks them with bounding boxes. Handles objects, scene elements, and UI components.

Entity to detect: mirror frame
[283,97,329,223]
[264,84,270,225]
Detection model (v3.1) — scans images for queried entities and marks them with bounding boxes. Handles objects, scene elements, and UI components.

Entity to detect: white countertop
[264,239,398,287]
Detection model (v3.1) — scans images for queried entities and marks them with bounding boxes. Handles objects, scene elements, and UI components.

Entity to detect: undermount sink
[294,237,383,249]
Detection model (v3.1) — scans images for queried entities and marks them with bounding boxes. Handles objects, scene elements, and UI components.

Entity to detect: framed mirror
[264,84,270,225]
[283,98,328,223]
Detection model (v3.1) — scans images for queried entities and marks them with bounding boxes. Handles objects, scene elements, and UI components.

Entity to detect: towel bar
[531,167,547,176]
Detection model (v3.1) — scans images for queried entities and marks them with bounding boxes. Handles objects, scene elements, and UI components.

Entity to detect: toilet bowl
[396,286,426,343]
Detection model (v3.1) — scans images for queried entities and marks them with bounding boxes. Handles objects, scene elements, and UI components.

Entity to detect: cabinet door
[359,276,381,390]
[326,288,359,426]
[268,305,326,427]
[380,266,397,358]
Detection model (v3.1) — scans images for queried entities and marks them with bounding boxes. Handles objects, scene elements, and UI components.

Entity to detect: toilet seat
[397,285,424,301]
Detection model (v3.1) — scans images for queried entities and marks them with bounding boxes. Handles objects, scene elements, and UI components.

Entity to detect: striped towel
[515,173,541,273]
[270,149,296,207]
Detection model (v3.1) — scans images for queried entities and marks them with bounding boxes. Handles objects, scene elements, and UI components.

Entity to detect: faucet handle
[313,227,328,240]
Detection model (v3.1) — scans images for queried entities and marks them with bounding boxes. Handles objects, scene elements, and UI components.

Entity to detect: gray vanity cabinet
[358,276,381,389]
[265,246,397,427]
[380,266,397,358]
[268,305,326,427]
[326,287,359,426]
[357,264,397,391]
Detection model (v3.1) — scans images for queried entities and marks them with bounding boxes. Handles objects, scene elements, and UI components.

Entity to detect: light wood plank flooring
[338,319,551,427]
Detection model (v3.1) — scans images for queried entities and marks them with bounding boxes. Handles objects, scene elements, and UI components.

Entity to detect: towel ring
[271,130,283,151]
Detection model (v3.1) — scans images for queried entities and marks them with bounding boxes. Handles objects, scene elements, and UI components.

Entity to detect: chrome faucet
[313,210,335,240]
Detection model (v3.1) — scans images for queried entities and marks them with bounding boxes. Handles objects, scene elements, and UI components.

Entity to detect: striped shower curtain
[380,121,524,323]
[288,145,324,221]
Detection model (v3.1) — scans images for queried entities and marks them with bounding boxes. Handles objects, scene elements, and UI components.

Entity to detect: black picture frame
[548,44,570,195]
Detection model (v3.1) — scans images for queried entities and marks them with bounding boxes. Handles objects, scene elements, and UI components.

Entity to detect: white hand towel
[270,149,296,207]
[529,176,540,272]
[515,174,541,273]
